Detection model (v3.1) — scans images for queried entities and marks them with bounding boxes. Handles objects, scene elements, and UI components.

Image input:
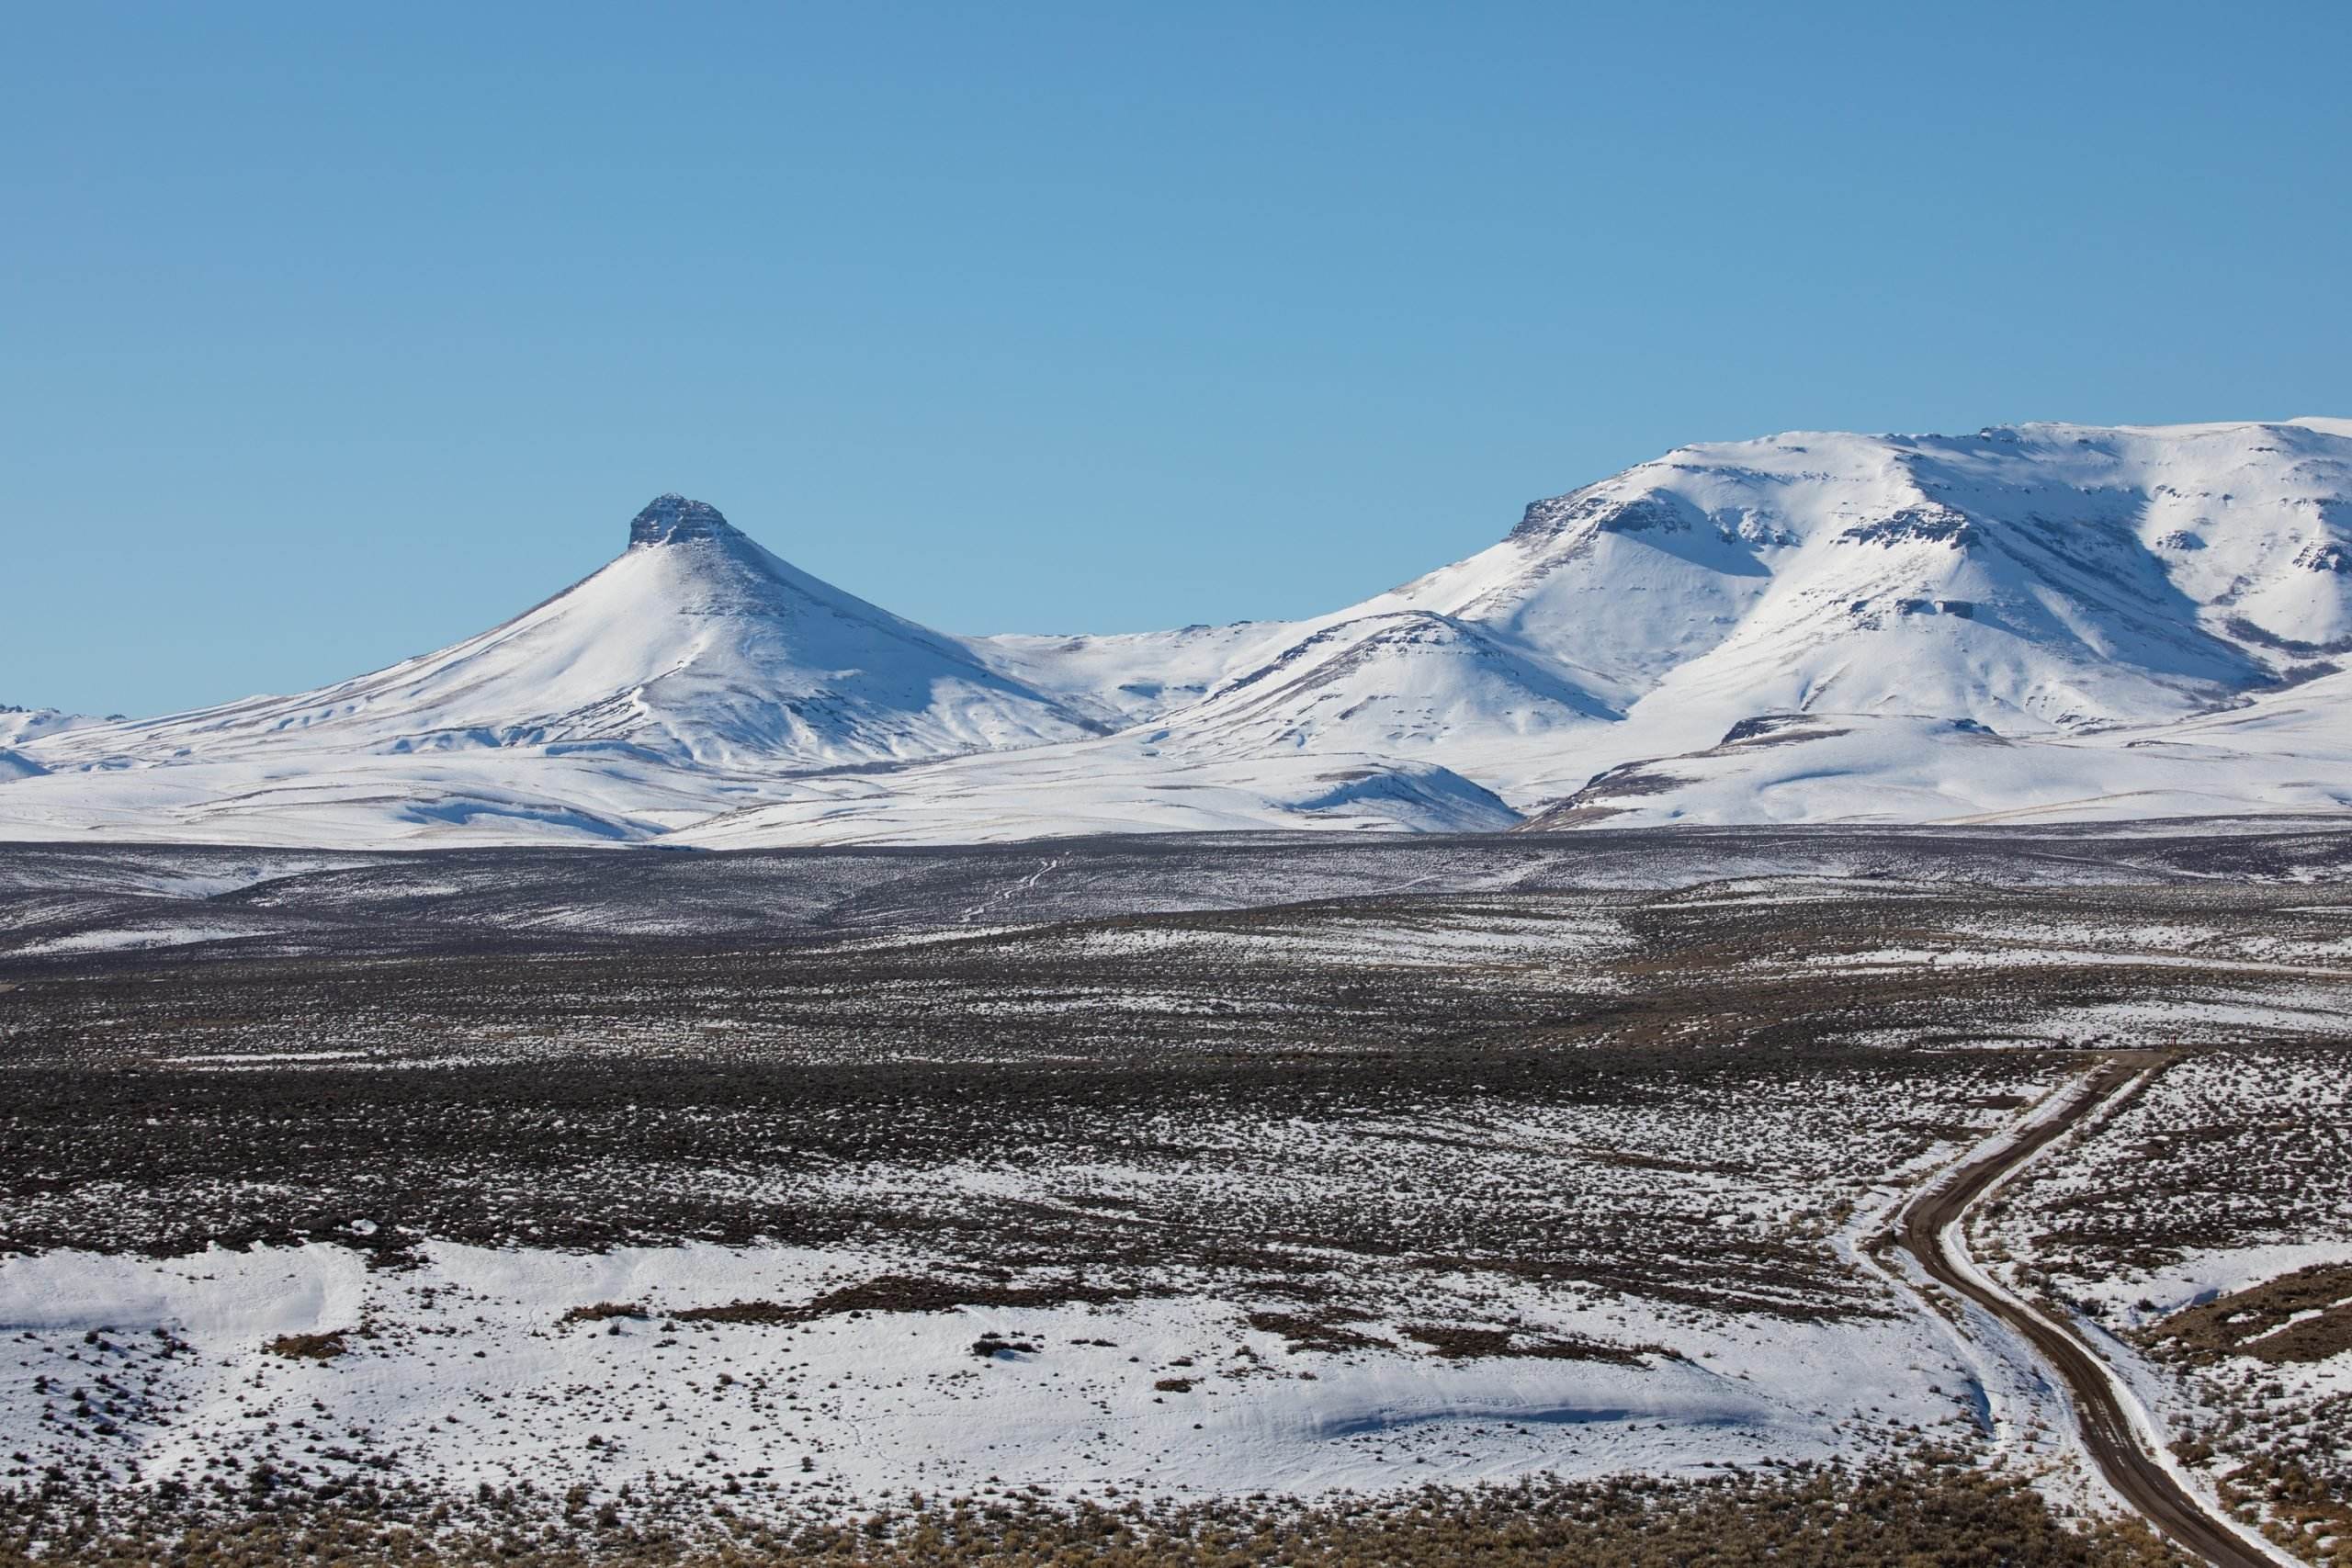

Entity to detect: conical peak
[629,494,738,547]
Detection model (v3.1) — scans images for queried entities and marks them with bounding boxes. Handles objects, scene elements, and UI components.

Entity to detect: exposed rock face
[1510,488,1697,542]
[1838,505,1980,548]
[2295,538,2350,574]
[629,494,739,548]
[1509,491,1591,541]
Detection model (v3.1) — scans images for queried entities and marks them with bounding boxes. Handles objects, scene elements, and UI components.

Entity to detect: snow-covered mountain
[0,495,1512,843]
[1126,418,2352,807]
[28,496,1102,773]
[6,420,2351,848]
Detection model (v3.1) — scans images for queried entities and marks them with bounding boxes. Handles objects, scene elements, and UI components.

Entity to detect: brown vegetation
[673,1273,1137,1329]
[0,1464,2188,1567]
[2142,1263,2352,1366]
[261,1330,346,1360]
[559,1302,649,1325]
[1400,1322,1663,1362]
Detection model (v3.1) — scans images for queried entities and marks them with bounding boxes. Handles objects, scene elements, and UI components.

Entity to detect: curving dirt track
[1896,1057,2285,1568]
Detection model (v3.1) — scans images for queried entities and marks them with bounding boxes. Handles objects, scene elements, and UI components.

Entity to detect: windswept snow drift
[8,419,2352,848]
[1519,687,2352,830]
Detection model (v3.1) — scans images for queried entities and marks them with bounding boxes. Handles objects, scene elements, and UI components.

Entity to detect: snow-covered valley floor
[0,1235,1974,1515]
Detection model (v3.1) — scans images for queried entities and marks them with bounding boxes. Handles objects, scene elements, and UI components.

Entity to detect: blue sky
[6,2,2347,716]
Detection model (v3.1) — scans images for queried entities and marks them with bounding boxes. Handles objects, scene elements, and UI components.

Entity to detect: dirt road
[1895,1058,2286,1568]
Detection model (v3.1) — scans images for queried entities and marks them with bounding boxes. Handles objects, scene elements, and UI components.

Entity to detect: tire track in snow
[959,856,1063,924]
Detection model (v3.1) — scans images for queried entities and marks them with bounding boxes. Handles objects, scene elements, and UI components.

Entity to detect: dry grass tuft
[261,1329,347,1360]
[559,1301,649,1325]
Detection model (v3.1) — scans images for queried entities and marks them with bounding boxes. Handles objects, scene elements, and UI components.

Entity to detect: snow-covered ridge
[0,704,108,748]
[7,417,2352,847]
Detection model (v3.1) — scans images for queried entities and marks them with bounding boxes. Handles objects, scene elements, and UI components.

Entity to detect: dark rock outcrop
[629,494,740,548]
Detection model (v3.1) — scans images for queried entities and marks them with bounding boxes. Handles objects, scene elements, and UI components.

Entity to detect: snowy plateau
[7,417,2352,850]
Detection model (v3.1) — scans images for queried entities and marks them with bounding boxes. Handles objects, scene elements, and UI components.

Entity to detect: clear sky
[6,2,2347,716]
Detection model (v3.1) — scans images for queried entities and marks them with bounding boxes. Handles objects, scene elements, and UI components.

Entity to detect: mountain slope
[969,621,1281,728]
[675,737,1520,848]
[1148,611,1619,789]
[1513,694,2352,831]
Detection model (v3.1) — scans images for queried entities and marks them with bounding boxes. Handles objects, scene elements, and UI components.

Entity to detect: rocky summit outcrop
[628,493,740,548]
